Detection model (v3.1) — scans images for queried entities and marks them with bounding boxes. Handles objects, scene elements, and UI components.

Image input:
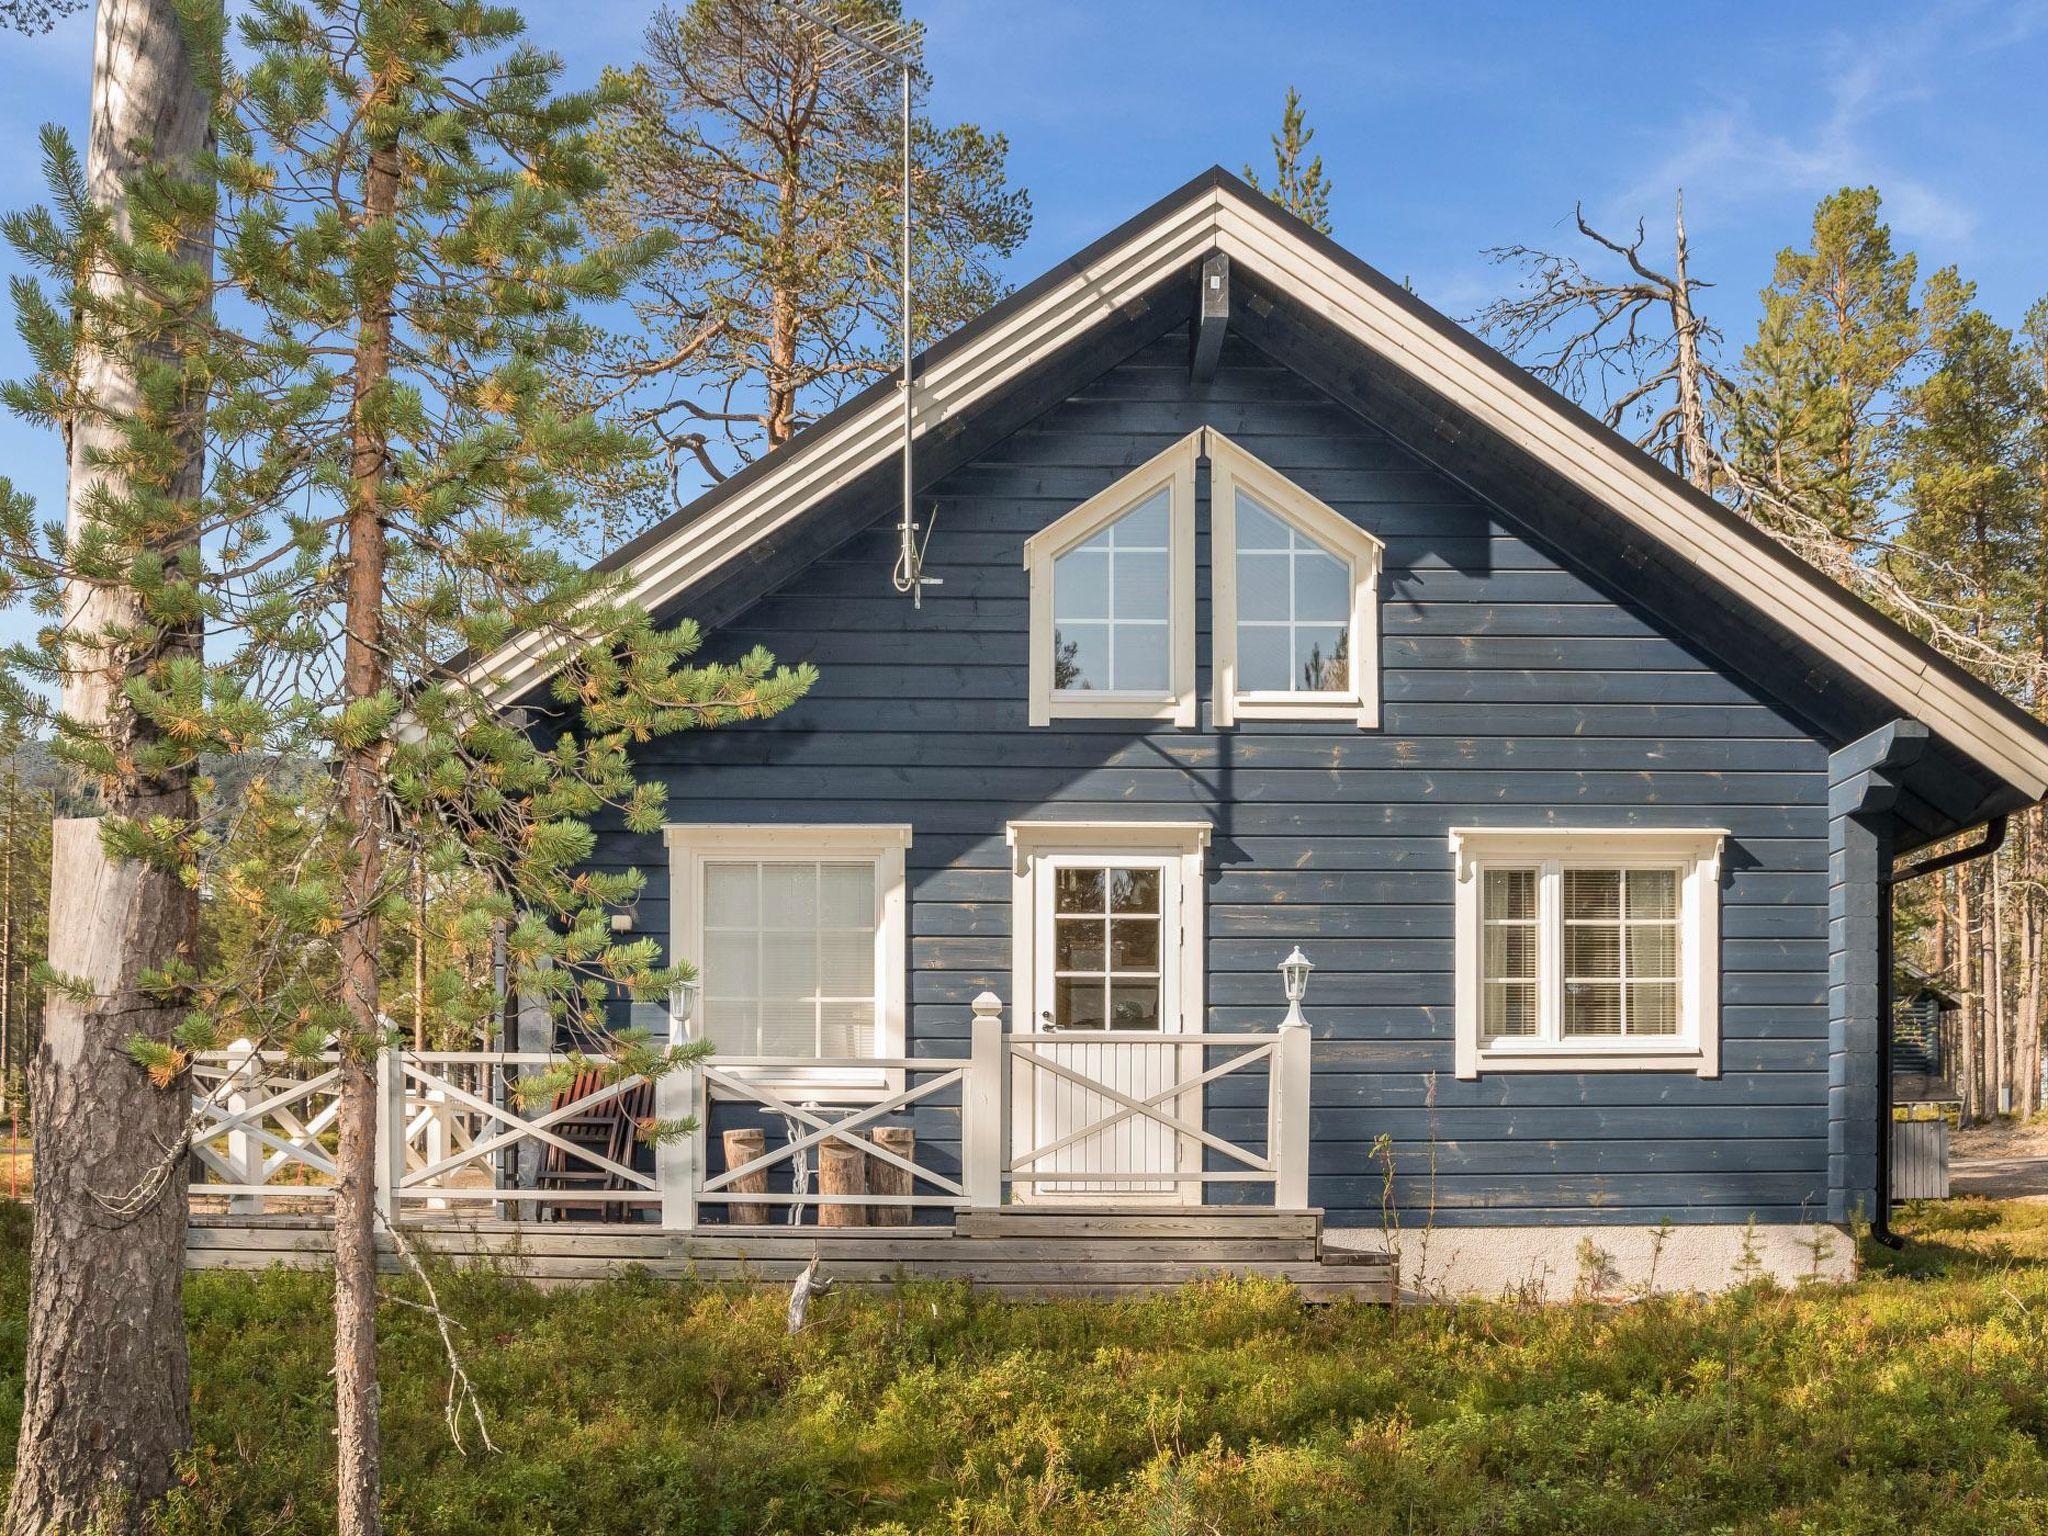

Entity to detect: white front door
[1021,852,1192,1200]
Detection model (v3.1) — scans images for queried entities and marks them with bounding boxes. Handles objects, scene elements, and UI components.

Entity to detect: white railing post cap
[970,991,1002,1018]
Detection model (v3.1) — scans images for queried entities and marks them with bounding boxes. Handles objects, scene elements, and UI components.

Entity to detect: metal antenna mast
[775,0,936,606]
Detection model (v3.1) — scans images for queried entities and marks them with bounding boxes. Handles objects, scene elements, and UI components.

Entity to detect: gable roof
[474,167,2048,804]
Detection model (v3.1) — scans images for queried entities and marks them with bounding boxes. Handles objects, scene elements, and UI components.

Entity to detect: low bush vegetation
[2,1202,2047,1533]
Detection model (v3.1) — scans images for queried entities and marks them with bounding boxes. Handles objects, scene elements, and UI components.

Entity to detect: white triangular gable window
[1024,432,1200,727]
[1209,431,1383,728]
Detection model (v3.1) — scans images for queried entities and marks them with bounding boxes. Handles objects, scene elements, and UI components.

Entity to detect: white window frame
[1209,430,1382,728]
[1449,827,1726,1079]
[664,823,910,1100]
[1024,432,1200,728]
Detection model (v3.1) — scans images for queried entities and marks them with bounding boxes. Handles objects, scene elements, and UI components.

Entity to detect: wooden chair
[537,1070,656,1223]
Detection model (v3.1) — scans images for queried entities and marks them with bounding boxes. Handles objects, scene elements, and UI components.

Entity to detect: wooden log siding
[599,330,1836,1230]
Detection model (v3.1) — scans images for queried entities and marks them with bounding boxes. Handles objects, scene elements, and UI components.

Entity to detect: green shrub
[1,1200,2047,1532]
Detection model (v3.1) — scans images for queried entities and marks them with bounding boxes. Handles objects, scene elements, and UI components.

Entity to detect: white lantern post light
[1279,946,1314,1027]
[1272,947,1313,1208]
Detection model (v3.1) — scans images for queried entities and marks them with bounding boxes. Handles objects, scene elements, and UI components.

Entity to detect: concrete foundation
[1325,1221,1859,1300]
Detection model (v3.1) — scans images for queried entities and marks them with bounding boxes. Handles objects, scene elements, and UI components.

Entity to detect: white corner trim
[665,823,911,1099]
[1207,429,1382,729]
[1448,826,1724,1080]
[465,176,2048,800]
[1024,432,1201,729]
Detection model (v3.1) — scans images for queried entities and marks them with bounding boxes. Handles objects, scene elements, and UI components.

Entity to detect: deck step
[185,1209,1391,1302]
[953,1207,1322,1242]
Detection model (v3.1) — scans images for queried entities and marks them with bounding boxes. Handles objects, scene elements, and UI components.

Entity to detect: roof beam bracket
[1189,252,1230,384]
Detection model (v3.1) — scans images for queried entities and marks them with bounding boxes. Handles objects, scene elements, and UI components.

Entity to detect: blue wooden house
[434,169,2048,1296]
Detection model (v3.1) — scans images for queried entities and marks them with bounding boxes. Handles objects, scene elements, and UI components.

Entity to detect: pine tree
[1732,187,1952,540]
[1900,290,2032,636]
[164,6,816,1528]
[1245,86,1332,235]
[578,0,1029,518]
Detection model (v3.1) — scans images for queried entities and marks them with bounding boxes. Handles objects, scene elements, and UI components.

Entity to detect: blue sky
[2,0,2045,556]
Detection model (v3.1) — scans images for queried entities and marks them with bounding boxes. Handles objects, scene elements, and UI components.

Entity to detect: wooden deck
[186,1207,1396,1301]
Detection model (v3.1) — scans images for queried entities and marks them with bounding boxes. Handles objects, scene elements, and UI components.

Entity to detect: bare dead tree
[1476,192,1730,493]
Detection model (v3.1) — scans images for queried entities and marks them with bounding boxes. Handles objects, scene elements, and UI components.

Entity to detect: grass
[2,1204,2048,1533]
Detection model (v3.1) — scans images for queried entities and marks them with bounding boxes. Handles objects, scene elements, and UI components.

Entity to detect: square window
[1453,834,1721,1077]
[672,828,909,1095]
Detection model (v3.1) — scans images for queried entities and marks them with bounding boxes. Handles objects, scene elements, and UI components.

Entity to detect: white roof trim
[469,177,2048,800]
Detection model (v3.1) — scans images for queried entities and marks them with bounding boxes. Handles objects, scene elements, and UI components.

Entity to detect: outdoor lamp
[1279,946,1314,1033]
[670,978,701,1044]
[1280,946,1314,1005]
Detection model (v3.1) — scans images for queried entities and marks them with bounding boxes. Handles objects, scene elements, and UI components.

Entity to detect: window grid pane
[1479,868,1538,1040]
[1053,489,1172,694]
[701,859,877,1060]
[1235,489,1352,696]
[1561,866,1681,1040]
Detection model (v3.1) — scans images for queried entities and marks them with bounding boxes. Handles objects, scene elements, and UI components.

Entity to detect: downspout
[1873,815,2008,1248]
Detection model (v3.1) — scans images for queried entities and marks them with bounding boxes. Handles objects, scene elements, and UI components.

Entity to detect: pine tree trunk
[2,780,15,1116]
[1959,869,1978,1120]
[3,5,208,1530]
[2015,876,2031,1122]
[332,129,402,1536]
[1990,858,2006,1115]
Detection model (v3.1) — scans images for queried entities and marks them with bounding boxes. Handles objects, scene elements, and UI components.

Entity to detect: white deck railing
[187,992,1310,1225]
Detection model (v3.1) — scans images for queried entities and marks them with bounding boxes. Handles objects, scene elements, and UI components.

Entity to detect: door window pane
[1053,488,1173,694]
[1234,488,1355,695]
[1050,861,1164,1031]
[699,858,879,1059]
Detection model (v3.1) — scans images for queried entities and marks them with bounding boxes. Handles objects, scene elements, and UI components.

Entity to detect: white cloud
[1611,0,2046,250]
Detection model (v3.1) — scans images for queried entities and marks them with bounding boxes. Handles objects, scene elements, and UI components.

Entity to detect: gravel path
[1949,1157,2048,1200]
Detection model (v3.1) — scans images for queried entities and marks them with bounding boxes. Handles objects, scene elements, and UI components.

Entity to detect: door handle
[1039,1010,1058,1032]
